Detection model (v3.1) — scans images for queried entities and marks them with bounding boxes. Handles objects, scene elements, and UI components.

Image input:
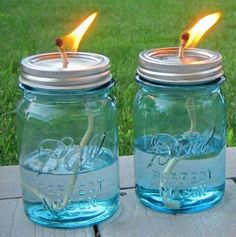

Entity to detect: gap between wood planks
[1,180,235,237]
[228,177,236,184]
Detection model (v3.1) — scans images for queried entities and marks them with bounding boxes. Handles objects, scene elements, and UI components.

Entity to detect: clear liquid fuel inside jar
[17,52,119,228]
[134,47,226,213]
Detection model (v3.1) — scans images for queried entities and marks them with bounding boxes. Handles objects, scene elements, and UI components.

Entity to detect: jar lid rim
[20,52,112,90]
[137,47,224,85]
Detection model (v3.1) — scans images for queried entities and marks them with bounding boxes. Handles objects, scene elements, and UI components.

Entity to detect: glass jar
[134,48,226,213]
[17,52,119,228]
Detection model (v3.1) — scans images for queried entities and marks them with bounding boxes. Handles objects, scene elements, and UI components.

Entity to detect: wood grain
[0,198,94,237]
[0,149,235,199]
[226,147,236,179]
[0,165,21,199]
[118,147,236,189]
[119,155,134,188]
[100,180,236,237]
[0,199,19,237]
[0,150,236,237]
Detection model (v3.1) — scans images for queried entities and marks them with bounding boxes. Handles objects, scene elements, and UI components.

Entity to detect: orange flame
[64,12,97,52]
[186,12,221,47]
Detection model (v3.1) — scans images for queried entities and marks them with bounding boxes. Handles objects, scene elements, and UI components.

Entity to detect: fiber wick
[178,32,190,59]
[55,38,69,68]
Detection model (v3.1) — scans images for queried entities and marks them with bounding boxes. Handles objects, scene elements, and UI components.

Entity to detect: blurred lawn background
[1,0,236,165]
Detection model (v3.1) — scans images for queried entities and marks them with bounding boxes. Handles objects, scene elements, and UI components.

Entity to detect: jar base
[136,184,224,214]
[23,196,119,228]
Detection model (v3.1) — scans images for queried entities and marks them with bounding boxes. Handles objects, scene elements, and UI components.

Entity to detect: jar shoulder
[17,93,117,121]
[134,87,225,110]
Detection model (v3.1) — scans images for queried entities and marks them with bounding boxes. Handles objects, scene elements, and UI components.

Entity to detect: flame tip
[185,12,222,47]
[64,12,98,52]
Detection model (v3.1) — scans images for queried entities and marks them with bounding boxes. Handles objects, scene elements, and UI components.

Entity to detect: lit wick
[55,38,69,68]
[178,32,190,59]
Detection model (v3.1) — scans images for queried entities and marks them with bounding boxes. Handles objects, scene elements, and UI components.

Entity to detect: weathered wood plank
[0,156,136,199]
[0,199,18,237]
[0,165,21,199]
[119,148,236,188]
[99,180,236,237]
[0,198,94,237]
[119,155,134,188]
[0,148,236,199]
[0,150,236,236]
[226,147,236,178]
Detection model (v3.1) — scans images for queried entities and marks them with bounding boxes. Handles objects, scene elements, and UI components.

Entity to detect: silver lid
[20,52,112,90]
[137,47,223,85]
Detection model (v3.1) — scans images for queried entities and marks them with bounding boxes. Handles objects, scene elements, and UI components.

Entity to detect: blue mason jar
[17,52,119,228]
[134,48,226,213]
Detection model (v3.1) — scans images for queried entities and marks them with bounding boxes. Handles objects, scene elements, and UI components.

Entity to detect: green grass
[1,0,236,165]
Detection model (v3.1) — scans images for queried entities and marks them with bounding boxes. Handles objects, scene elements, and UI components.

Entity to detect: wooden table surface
[1,148,236,237]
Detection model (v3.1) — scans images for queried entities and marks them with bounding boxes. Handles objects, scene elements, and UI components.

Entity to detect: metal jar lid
[137,47,223,85]
[20,52,112,90]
